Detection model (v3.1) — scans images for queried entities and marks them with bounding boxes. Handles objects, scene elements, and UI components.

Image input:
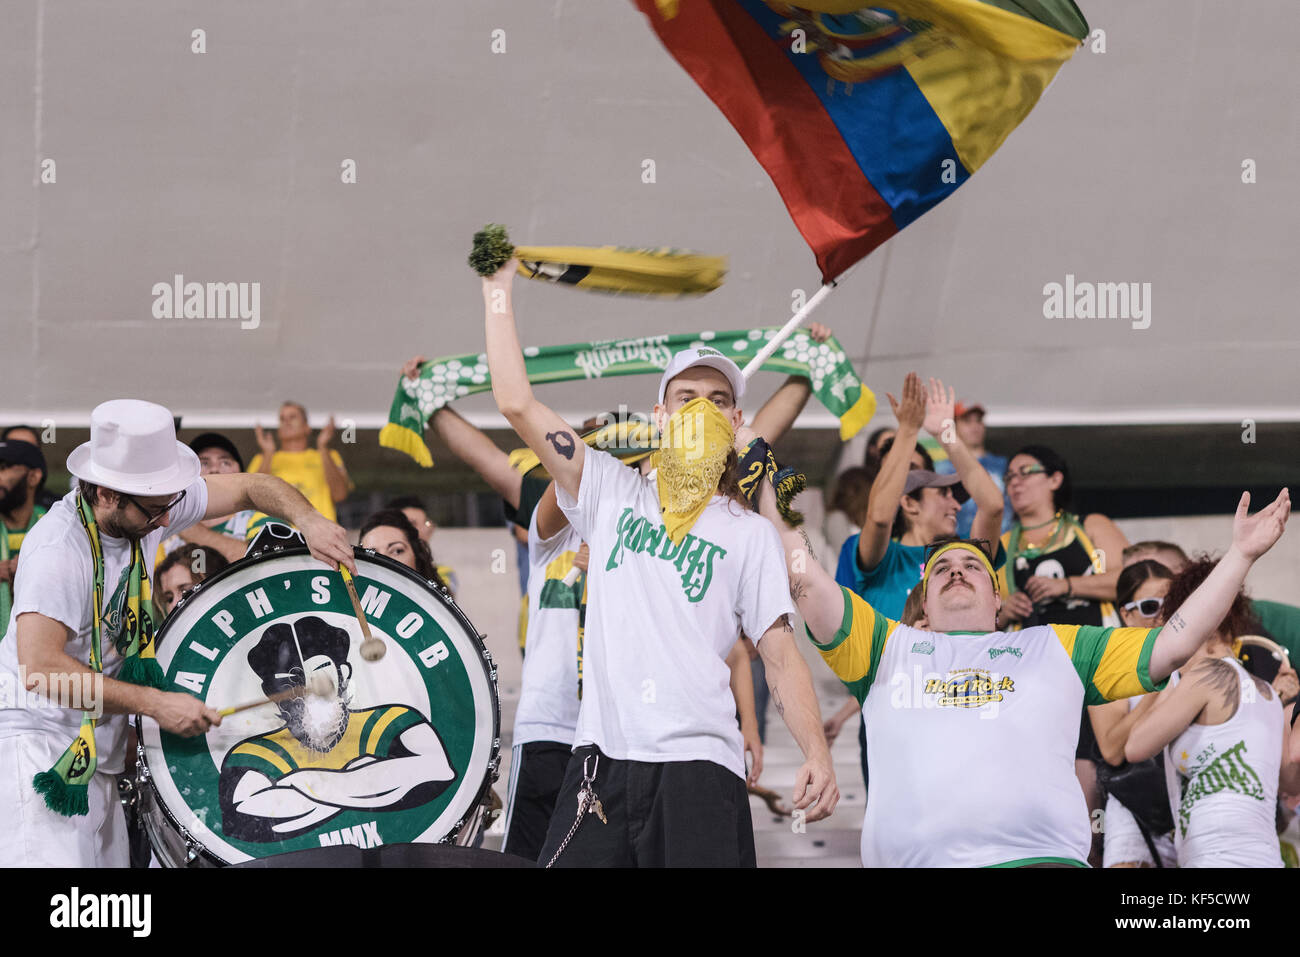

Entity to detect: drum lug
[178,826,202,865]
[136,743,151,783]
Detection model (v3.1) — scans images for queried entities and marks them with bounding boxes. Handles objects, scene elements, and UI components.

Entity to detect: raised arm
[922,378,1001,553]
[753,476,844,642]
[859,373,926,571]
[749,322,832,446]
[482,259,585,502]
[1148,489,1290,682]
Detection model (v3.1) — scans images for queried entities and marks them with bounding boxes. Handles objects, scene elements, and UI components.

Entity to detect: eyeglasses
[1122,597,1164,618]
[121,489,186,527]
[1002,464,1046,485]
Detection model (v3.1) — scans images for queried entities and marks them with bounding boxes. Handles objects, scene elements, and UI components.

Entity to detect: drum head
[137,547,499,865]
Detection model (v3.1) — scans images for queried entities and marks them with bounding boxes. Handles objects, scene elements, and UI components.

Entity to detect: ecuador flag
[635,0,1088,282]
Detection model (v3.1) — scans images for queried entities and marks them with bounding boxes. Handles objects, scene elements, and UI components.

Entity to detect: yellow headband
[922,542,997,599]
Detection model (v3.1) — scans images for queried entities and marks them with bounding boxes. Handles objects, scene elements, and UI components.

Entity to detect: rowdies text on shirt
[605,508,726,603]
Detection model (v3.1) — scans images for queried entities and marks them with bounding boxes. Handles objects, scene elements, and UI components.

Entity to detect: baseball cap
[903,469,968,502]
[954,401,986,419]
[189,432,245,472]
[657,347,745,407]
[0,439,46,473]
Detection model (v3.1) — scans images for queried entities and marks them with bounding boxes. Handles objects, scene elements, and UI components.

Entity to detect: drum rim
[135,544,501,866]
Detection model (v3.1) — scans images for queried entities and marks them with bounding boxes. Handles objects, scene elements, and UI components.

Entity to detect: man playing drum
[0,399,354,867]
[481,259,838,867]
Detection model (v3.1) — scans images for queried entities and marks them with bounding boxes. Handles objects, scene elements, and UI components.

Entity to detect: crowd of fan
[2,352,1296,869]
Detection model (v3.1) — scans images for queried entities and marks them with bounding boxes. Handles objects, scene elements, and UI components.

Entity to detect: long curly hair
[1161,554,1260,642]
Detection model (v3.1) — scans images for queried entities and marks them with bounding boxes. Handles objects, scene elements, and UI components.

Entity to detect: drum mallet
[218,681,329,718]
[340,564,386,662]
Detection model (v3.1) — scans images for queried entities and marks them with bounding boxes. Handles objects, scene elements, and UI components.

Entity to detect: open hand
[401,355,427,380]
[317,416,337,450]
[1232,488,1290,561]
[253,425,276,459]
[922,377,956,439]
[885,372,926,432]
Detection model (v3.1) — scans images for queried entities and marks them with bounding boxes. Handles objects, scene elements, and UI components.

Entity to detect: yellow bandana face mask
[652,396,735,544]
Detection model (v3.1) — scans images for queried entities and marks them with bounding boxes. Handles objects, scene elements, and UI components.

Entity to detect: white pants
[1102,794,1176,868]
[0,733,129,867]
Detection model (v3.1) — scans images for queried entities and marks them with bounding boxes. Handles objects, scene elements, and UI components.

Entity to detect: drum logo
[218,615,457,843]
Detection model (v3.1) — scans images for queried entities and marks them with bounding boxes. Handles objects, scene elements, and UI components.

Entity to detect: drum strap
[32,493,165,817]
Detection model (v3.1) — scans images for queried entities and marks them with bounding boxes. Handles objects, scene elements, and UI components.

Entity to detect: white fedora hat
[67,399,201,496]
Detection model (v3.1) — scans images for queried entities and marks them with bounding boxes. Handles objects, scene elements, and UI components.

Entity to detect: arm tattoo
[1166,612,1187,634]
[545,430,576,460]
[798,528,816,561]
[771,686,785,718]
[790,580,808,603]
[778,613,794,634]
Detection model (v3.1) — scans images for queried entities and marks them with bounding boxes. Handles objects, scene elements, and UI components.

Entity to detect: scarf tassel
[116,656,167,690]
[773,466,807,526]
[32,770,90,817]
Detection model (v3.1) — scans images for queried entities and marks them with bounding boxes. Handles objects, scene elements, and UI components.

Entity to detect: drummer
[0,399,354,867]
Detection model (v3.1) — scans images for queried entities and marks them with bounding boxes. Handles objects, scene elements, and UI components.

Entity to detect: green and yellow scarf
[32,493,166,817]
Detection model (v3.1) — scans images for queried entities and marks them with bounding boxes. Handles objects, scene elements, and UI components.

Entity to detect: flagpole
[739,268,849,381]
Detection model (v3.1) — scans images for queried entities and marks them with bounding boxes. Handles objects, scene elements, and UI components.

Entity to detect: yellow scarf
[651,397,735,544]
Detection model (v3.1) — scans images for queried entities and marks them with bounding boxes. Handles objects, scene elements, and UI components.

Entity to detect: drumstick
[340,564,386,662]
[217,677,331,717]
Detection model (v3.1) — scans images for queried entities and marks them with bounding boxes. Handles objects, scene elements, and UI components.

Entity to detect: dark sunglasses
[1122,597,1164,618]
[1002,464,1046,485]
[121,489,186,527]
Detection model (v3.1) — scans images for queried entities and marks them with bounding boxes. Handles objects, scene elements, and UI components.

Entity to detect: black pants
[538,745,756,867]
[503,741,572,861]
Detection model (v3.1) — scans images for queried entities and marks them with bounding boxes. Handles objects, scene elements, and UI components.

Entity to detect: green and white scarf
[32,494,166,817]
[380,327,875,467]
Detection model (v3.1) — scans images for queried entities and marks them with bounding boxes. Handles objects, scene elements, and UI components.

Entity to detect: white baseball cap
[67,399,201,496]
[657,348,746,407]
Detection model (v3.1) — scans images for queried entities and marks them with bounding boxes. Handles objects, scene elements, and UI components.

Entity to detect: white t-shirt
[0,481,208,774]
[557,448,794,779]
[514,508,583,747]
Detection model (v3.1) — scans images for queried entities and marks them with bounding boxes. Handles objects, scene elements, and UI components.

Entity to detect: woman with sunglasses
[1126,557,1287,867]
[1088,560,1176,867]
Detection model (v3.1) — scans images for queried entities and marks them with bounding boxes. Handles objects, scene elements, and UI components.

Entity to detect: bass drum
[135,546,500,866]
